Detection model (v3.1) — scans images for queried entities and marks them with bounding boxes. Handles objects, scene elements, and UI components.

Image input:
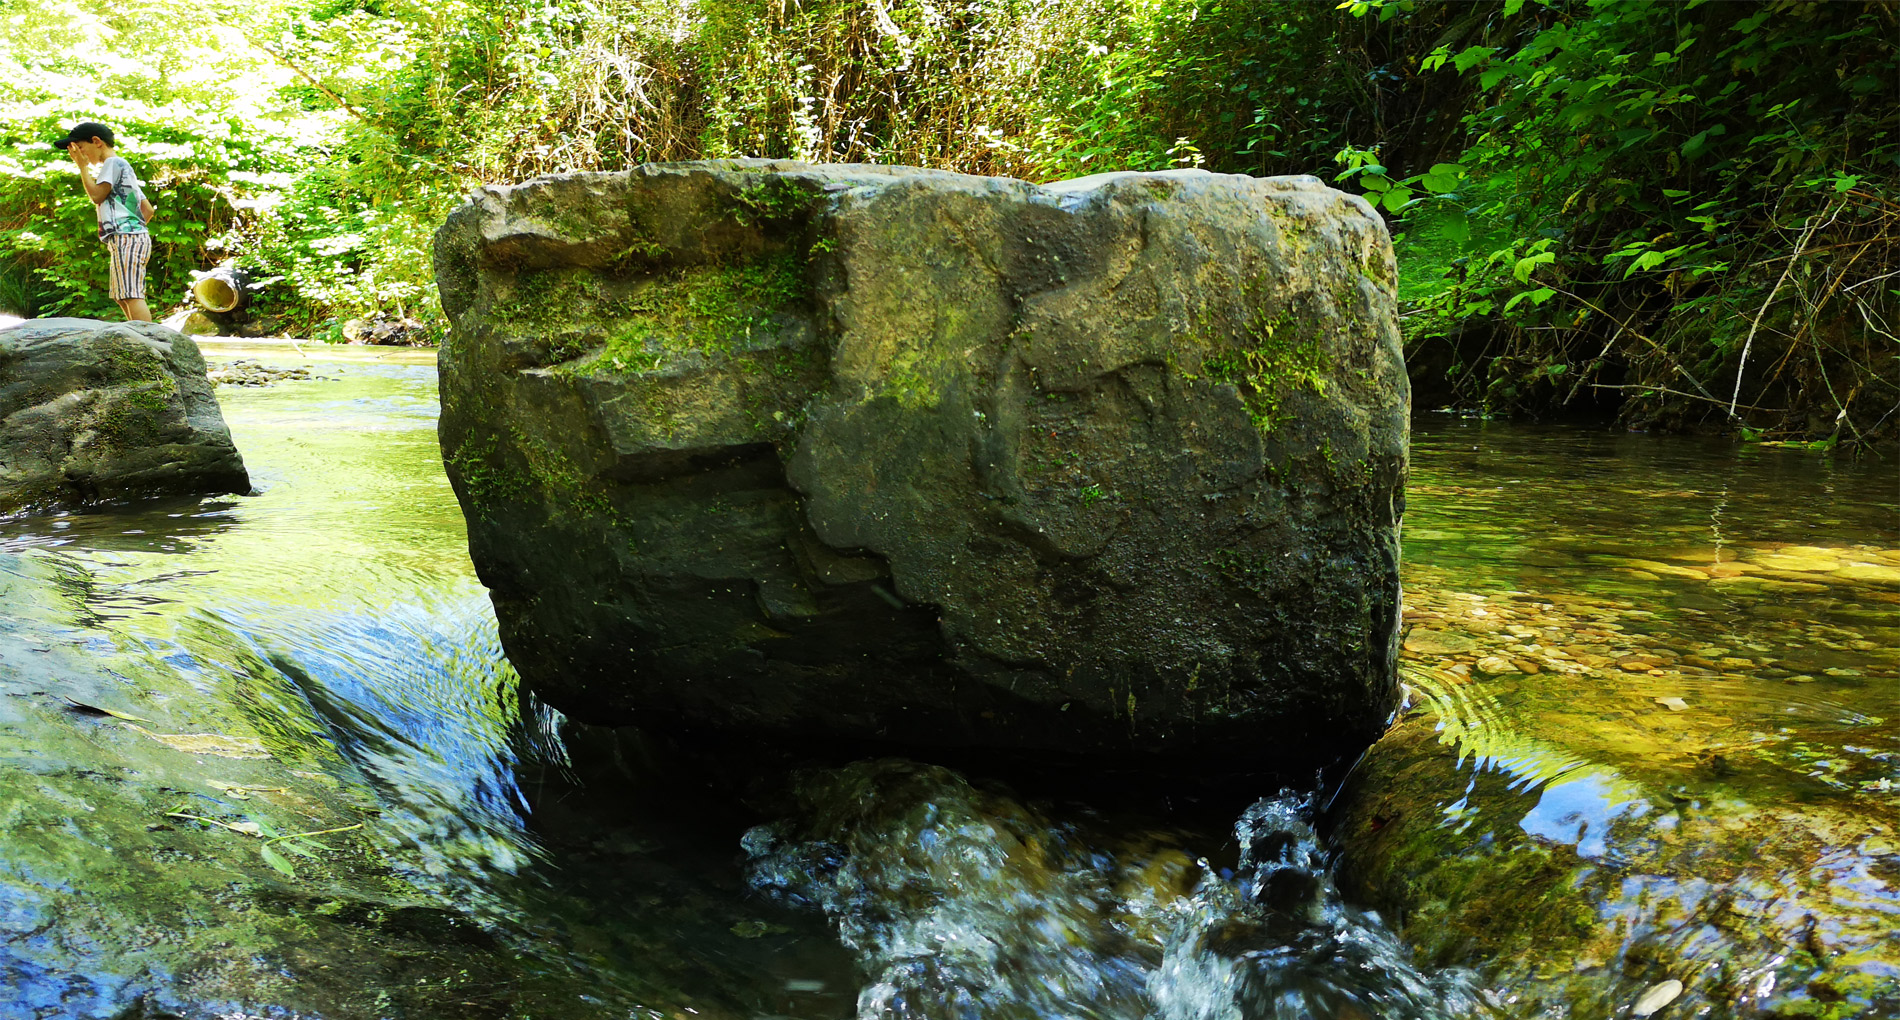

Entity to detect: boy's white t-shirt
[93,156,149,240]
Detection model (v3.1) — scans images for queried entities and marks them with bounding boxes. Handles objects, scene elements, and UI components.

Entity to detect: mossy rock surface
[0,318,250,512]
[434,159,1408,767]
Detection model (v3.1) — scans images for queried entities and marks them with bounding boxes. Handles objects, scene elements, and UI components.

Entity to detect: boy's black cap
[53,122,114,149]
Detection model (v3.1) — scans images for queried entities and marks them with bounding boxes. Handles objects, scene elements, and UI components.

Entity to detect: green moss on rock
[552,253,811,377]
[1200,300,1327,432]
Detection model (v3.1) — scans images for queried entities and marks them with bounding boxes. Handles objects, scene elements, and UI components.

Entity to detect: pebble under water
[1,343,1894,1019]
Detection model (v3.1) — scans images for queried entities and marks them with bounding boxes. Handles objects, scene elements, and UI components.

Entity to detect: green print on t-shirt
[94,157,148,240]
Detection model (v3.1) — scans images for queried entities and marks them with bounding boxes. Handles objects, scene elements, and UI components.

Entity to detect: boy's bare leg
[120,298,152,322]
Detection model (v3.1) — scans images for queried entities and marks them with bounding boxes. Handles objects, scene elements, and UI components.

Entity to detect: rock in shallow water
[434,160,1407,764]
[0,318,249,512]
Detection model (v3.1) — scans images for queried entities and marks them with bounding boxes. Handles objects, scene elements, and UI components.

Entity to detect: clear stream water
[0,345,1895,1019]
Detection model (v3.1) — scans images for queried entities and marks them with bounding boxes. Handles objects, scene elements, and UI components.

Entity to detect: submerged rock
[741,759,1482,1020]
[1334,667,1900,1019]
[434,159,1407,765]
[207,358,317,387]
[0,318,249,512]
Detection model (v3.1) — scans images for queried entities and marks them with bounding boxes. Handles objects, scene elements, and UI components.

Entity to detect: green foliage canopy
[2,0,1891,438]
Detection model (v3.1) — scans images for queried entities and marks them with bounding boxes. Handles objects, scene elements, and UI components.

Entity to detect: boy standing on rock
[55,122,157,322]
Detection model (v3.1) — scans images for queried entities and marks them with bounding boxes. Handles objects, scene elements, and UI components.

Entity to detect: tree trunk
[190,266,254,313]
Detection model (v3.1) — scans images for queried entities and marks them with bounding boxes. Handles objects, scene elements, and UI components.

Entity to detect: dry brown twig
[1729,199,1842,419]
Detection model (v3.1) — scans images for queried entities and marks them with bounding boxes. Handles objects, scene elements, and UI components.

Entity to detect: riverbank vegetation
[2,0,1894,439]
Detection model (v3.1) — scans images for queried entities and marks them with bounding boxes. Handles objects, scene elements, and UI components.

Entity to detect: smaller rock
[1613,558,1709,580]
[207,359,315,387]
[1475,656,1519,676]
[1631,978,1683,1016]
[1751,551,1842,573]
[1404,629,1483,656]
[1,318,250,512]
[1833,564,1900,585]
[344,313,432,346]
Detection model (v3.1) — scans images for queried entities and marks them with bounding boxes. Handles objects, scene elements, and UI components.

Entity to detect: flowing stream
[0,345,1894,1019]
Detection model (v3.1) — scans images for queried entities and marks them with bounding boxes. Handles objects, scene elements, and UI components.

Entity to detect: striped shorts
[104,232,152,301]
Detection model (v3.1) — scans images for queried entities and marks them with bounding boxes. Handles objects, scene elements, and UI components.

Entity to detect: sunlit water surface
[1,347,1464,1019]
[2,350,1895,1019]
[1383,418,1900,1017]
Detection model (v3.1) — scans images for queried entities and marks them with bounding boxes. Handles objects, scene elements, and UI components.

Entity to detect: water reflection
[6,356,1896,1018]
[0,353,857,1017]
[1514,774,1643,860]
[1344,417,1900,1018]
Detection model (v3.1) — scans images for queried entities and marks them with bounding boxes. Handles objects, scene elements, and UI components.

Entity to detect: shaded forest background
[2,0,1895,440]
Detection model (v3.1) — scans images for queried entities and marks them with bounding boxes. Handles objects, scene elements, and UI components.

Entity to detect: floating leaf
[206,780,290,800]
[126,724,270,760]
[62,697,151,724]
[259,844,297,878]
[167,812,263,836]
[277,839,323,859]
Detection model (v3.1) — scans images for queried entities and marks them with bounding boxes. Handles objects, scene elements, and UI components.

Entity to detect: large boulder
[0,318,249,511]
[434,160,1407,765]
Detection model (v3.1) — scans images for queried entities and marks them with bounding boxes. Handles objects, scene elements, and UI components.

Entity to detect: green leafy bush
[3,0,1891,440]
[1343,0,1899,439]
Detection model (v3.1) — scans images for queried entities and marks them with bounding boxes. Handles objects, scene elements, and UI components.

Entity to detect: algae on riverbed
[1335,420,1900,1020]
[0,355,858,1020]
[0,551,551,1018]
